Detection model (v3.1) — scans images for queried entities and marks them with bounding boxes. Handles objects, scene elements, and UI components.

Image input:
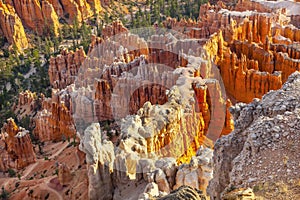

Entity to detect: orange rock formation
[0,118,36,171]
[0,0,106,48]
[49,47,86,89]
[6,0,59,35]
[34,89,75,142]
[0,0,28,50]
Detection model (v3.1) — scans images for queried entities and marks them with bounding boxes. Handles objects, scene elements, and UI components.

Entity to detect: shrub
[8,168,16,177]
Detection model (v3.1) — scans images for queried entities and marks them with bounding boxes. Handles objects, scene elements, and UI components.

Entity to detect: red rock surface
[34,89,76,142]
[58,163,72,186]
[102,20,129,39]
[0,118,36,171]
[49,47,86,89]
[6,0,59,35]
[194,2,300,103]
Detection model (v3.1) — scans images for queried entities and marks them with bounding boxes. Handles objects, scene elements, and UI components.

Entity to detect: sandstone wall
[49,47,86,89]
[0,0,28,50]
[0,118,36,171]
[198,3,300,103]
[7,0,59,35]
[34,89,75,142]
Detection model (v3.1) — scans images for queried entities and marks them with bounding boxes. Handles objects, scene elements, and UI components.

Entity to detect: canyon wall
[0,0,106,49]
[165,1,300,103]
[199,1,300,103]
[6,0,59,35]
[72,28,233,199]
[0,0,28,50]
[34,88,76,142]
[49,47,86,89]
[0,118,36,171]
[208,71,300,199]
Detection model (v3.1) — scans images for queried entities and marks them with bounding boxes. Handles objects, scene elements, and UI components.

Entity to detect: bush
[8,168,16,177]
[0,186,9,199]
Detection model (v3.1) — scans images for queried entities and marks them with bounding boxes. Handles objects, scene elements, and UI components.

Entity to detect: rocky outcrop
[173,147,213,194]
[58,163,73,186]
[221,99,234,135]
[17,90,37,108]
[102,20,128,39]
[208,71,300,199]
[34,88,76,142]
[0,118,36,171]
[162,2,300,103]
[197,3,300,103]
[79,123,114,200]
[156,185,207,200]
[0,0,28,50]
[0,0,105,47]
[79,123,214,200]
[49,47,86,89]
[13,90,39,120]
[74,29,229,199]
[222,188,255,200]
[7,0,59,35]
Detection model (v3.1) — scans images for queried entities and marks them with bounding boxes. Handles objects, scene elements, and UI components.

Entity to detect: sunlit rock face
[79,123,214,200]
[0,118,36,171]
[0,0,28,50]
[71,23,232,199]
[165,0,300,103]
[34,88,76,142]
[5,0,59,35]
[0,0,105,49]
[12,0,300,199]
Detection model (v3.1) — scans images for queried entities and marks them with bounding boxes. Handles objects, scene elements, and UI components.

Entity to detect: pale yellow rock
[0,0,28,50]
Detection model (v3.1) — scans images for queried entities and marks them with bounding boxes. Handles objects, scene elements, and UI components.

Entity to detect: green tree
[8,168,16,177]
[0,186,9,199]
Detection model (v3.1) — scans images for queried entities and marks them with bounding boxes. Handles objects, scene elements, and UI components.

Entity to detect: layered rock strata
[0,0,28,50]
[201,1,300,103]
[164,1,300,103]
[0,118,36,171]
[79,123,213,200]
[74,28,232,199]
[13,90,39,120]
[49,47,86,89]
[0,0,106,48]
[34,88,76,142]
[6,0,59,35]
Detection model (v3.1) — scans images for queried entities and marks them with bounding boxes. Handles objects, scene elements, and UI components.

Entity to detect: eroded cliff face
[0,118,36,171]
[200,1,300,103]
[72,26,234,199]
[34,88,76,142]
[6,0,60,35]
[164,1,300,103]
[208,71,300,200]
[9,0,300,199]
[79,123,213,200]
[0,0,28,50]
[13,90,40,121]
[0,0,105,49]
[49,47,86,89]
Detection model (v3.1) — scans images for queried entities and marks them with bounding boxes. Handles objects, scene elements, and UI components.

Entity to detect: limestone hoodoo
[0,118,36,171]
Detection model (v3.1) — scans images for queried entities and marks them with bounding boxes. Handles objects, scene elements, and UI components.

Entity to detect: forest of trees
[127,0,208,28]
